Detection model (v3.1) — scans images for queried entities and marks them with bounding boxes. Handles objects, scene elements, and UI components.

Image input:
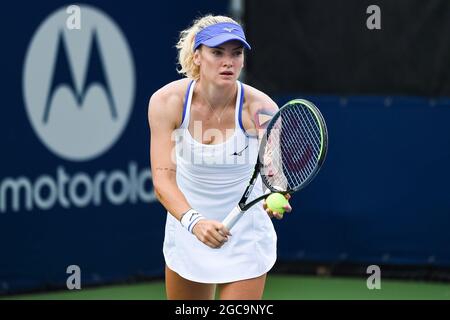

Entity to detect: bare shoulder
[244,84,279,120]
[239,83,279,136]
[148,78,192,129]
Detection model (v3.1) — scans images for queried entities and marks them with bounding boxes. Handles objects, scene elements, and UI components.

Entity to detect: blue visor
[194,22,251,51]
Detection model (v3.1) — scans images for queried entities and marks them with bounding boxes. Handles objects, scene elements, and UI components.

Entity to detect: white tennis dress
[163,80,277,283]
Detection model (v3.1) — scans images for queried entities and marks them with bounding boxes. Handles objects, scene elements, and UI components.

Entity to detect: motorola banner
[0,6,153,213]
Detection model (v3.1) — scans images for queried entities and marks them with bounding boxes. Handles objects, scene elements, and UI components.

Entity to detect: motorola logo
[23,5,135,161]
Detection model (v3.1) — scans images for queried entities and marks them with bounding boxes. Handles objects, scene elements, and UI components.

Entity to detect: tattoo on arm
[254,107,277,129]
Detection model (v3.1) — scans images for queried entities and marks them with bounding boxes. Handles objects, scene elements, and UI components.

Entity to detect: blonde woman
[148,15,292,300]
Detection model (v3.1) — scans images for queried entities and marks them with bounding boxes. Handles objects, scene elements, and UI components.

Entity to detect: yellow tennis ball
[266,193,288,214]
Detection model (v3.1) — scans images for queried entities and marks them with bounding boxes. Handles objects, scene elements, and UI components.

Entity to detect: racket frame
[223,99,328,229]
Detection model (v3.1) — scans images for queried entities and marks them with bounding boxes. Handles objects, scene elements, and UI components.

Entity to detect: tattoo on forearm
[155,189,163,200]
[155,167,176,173]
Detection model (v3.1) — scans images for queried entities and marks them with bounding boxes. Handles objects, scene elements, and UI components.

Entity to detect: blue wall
[273,96,450,267]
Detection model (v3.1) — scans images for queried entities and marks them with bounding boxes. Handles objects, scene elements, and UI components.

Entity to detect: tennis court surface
[3,275,449,300]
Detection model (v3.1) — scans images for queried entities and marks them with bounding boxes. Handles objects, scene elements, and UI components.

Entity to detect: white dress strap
[180,80,196,129]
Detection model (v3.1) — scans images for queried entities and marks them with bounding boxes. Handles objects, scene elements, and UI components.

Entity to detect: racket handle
[222,206,244,231]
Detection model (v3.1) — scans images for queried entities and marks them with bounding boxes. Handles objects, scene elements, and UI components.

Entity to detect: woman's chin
[216,76,237,85]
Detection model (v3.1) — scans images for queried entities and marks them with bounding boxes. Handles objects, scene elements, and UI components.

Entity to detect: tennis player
[148,15,292,300]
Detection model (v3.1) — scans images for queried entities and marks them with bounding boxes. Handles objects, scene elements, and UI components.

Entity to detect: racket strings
[263,104,323,191]
[281,108,319,183]
[264,120,288,189]
[282,108,318,176]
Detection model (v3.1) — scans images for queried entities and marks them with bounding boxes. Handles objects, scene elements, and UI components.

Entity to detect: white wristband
[180,209,205,233]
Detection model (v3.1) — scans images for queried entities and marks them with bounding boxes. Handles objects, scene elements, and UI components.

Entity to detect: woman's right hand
[192,220,231,249]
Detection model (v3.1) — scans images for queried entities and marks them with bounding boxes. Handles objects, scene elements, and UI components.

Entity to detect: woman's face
[195,40,244,85]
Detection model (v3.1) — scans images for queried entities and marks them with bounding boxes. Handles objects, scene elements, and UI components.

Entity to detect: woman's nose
[223,56,233,67]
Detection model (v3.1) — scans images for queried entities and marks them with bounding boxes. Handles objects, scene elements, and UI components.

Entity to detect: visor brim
[199,34,251,50]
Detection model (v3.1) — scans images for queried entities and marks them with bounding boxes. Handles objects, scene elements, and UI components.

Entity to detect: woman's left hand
[263,194,292,220]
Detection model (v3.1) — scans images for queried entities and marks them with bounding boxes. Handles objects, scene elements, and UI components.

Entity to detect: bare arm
[148,88,230,248]
[247,91,279,139]
[148,92,190,221]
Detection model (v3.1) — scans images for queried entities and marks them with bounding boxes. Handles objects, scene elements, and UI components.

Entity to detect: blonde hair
[176,15,241,80]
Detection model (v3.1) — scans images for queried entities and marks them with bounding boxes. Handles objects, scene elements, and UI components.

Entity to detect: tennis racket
[222,99,328,230]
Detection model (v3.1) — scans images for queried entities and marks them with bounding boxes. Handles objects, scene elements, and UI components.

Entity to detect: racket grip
[222,206,244,231]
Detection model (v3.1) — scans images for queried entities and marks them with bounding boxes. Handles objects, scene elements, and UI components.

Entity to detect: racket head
[259,99,328,193]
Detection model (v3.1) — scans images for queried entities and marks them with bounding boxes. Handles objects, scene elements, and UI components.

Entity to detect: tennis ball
[266,193,289,214]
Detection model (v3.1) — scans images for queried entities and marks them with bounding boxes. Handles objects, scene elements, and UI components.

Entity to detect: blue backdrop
[273,96,450,267]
